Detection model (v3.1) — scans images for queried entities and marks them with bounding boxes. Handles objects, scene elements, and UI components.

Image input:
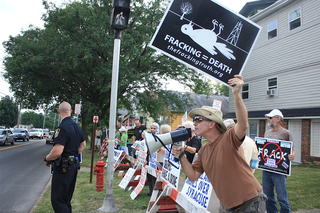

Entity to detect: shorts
[95,138,101,146]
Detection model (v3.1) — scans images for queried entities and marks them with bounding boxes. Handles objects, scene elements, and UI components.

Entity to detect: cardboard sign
[113,150,124,169]
[255,137,293,176]
[181,173,213,209]
[212,99,222,110]
[119,168,137,189]
[149,0,261,86]
[161,144,182,189]
[130,166,148,199]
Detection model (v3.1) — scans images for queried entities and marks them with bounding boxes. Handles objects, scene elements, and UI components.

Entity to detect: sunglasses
[193,116,212,123]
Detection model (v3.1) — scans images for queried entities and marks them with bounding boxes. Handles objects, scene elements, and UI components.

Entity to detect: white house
[226,0,320,165]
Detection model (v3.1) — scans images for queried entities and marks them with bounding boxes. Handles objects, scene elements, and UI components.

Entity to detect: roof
[224,107,320,119]
[239,0,277,17]
[183,93,229,115]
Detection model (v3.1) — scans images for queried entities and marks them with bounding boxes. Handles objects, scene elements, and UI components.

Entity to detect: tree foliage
[20,111,56,130]
[2,0,212,137]
[0,96,18,128]
[213,82,229,96]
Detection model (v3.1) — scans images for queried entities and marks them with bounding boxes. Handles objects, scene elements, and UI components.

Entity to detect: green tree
[213,82,229,96]
[2,0,212,139]
[0,96,18,128]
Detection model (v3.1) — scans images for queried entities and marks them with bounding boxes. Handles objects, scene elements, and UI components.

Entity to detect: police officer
[44,102,86,213]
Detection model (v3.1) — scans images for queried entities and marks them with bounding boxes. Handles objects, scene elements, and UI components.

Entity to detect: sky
[0,0,249,98]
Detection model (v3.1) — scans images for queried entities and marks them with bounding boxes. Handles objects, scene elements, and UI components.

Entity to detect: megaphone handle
[173,141,184,160]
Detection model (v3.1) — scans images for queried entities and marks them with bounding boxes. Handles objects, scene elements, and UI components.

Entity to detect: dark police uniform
[51,116,85,213]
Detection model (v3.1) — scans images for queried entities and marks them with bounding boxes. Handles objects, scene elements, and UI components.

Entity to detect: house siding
[229,0,320,165]
[229,0,320,113]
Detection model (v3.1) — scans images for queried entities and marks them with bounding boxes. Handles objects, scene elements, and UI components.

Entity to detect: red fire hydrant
[94,158,106,192]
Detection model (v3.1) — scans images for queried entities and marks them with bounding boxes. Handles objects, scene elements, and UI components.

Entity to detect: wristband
[179,151,185,159]
[44,156,48,162]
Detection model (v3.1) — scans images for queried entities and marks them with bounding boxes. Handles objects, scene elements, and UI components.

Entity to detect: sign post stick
[90,122,97,183]
[99,30,121,212]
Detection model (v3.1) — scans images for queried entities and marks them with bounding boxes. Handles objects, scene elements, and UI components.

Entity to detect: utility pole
[99,0,131,212]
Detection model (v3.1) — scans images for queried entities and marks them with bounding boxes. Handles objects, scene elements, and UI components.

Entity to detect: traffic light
[110,0,131,30]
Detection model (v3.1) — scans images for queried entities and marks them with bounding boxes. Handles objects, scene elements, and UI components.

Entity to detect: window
[164,116,168,124]
[158,116,163,124]
[268,20,277,39]
[311,122,320,157]
[289,8,301,30]
[242,83,249,99]
[247,122,258,140]
[267,77,278,95]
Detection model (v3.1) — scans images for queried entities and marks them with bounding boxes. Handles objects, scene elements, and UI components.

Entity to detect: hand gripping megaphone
[144,127,191,159]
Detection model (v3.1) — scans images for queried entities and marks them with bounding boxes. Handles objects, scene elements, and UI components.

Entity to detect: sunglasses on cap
[193,116,212,123]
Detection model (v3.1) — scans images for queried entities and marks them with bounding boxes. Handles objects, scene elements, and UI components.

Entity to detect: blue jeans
[262,171,290,213]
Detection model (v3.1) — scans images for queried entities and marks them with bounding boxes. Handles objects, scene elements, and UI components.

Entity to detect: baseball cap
[265,109,283,118]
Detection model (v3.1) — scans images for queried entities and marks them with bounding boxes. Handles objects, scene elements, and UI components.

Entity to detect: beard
[268,120,277,128]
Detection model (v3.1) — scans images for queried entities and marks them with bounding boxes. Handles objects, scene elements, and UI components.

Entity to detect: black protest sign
[149,0,261,86]
[255,137,293,176]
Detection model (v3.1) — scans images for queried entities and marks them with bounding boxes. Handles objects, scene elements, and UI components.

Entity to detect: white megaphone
[144,127,191,159]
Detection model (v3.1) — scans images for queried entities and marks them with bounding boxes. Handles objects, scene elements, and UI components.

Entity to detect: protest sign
[113,150,124,169]
[149,0,261,86]
[161,144,182,189]
[130,166,148,199]
[148,151,158,178]
[256,137,293,176]
[182,111,188,124]
[118,168,137,190]
[212,99,222,110]
[181,173,213,209]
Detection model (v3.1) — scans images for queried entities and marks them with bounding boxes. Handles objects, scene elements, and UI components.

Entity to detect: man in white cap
[263,109,296,213]
[172,75,266,212]
[223,119,258,173]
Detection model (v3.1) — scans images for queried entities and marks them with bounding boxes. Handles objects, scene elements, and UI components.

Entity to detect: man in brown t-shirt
[172,75,266,212]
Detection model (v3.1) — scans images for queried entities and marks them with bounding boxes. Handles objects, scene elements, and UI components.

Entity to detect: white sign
[130,166,147,199]
[93,116,99,123]
[182,111,188,124]
[212,99,222,111]
[75,104,81,115]
[119,168,136,189]
[161,145,182,189]
[181,173,213,209]
[113,150,124,168]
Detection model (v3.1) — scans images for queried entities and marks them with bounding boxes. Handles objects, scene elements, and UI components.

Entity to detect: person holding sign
[172,75,266,212]
[263,109,296,213]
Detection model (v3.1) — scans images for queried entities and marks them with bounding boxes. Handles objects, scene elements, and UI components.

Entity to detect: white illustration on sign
[181,21,236,60]
[180,2,193,20]
[116,12,124,25]
[226,22,243,46]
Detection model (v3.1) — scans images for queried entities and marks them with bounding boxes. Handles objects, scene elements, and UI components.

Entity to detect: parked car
[13,128,30,142]
[29,129,44,139]
[43,129,49,137]
[0,129,15,145]
[46,131,54,144]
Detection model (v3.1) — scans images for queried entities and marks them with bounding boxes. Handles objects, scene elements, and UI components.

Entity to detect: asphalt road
[0,139,53,213]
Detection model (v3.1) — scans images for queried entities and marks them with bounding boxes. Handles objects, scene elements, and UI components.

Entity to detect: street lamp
[98,0,131,212]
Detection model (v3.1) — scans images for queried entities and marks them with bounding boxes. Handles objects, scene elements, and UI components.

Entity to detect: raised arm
[228,75,249,140]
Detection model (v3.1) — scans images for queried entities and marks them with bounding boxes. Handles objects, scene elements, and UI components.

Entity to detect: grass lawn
[34,142,320,212]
